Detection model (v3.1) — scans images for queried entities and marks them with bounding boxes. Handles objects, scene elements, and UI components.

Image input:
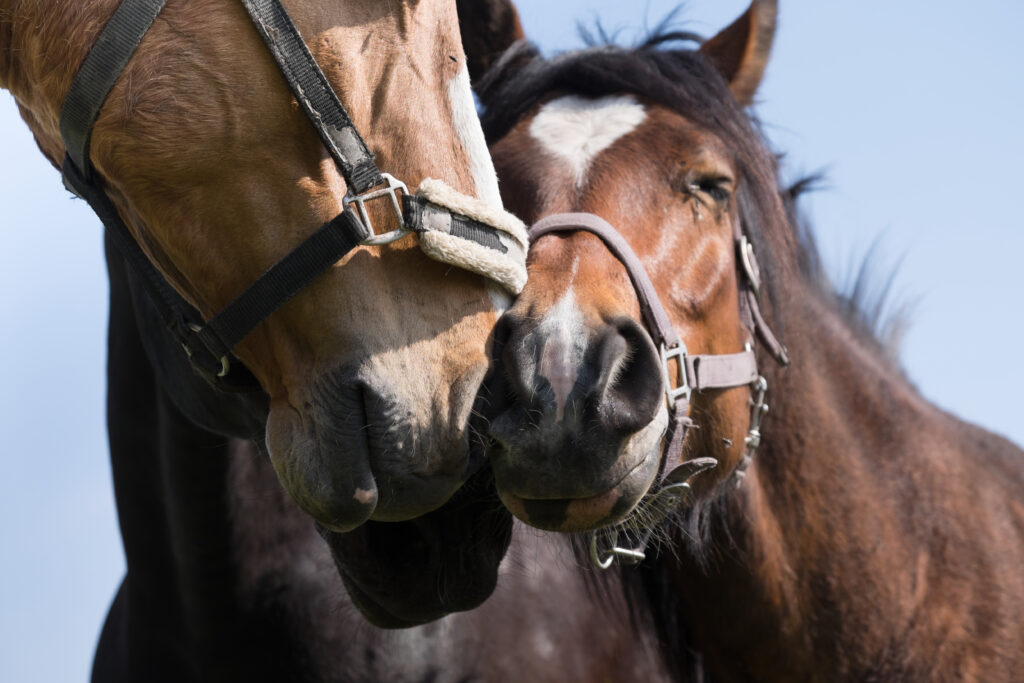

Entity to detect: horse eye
[689,178,732,202]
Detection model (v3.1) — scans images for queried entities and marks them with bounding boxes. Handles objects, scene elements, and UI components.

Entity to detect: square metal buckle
[660,342,691,406]
[344,173,410,245]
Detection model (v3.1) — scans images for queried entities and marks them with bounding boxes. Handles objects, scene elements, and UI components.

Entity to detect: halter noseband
[59,0,528,390]
[526,213,789,568]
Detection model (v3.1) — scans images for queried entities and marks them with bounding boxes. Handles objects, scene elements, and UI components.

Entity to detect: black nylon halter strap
[59,0,168,181]
[57,0,376,385]
[237,0,381,194]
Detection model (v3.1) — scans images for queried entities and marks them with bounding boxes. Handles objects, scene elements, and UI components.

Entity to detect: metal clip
[587,471,714,569]
[589,528,646,569]
[660,342,691,407]
[344,173,410,245]
[744,375,768,454]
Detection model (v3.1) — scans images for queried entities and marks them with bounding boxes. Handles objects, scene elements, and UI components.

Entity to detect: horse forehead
[528,94,647,186]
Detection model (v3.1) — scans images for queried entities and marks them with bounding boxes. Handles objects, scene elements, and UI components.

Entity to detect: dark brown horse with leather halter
[479,0,1024,679]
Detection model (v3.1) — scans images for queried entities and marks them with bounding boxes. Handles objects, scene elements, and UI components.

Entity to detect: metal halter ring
[185,323,230,378]
[589,529,646,569]
[345,173,411,246]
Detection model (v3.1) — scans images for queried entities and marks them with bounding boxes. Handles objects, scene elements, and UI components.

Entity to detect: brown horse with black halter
[1,0,532,537]
[1,0,534,626]
[479,0,1024,679]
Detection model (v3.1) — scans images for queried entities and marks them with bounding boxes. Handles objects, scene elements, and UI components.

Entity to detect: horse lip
[495,450,660,532]
[315,467,513,626]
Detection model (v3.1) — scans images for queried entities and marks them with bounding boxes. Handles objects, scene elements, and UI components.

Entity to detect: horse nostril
[495,311,664,436]
[497,312,546,412]
[594,317,664,433]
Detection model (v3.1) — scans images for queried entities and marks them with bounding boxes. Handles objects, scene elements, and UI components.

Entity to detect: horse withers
[479,0,1024,678]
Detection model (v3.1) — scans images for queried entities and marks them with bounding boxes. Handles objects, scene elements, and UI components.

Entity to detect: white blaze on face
[529,95,647,188]
[448,63,503,207]
[536,275,585,421]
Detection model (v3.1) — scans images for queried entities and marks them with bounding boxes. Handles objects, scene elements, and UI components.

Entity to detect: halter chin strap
[527,213,788,568]
[59,0,526,389]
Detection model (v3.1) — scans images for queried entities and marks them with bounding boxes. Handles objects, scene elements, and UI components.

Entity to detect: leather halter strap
[59,0,526,388]
[529,213,770,476]
[528,212,788,568]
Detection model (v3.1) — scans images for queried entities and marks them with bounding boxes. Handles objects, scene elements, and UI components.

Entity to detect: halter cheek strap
[527,213,788,568]
[59,0,527,390]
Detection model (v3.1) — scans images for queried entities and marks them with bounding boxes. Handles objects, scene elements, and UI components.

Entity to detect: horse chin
[317,469,513,628]
[491,408,667,532]
[496,447,661,532]
[264,372,485,531]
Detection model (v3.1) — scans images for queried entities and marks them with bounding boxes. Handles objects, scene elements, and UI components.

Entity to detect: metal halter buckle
[589,529,647,569]
[344,173,410,245]
[660,342,691,406]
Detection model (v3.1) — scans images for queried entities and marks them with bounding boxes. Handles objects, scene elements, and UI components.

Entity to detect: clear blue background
[2,1,1021,680]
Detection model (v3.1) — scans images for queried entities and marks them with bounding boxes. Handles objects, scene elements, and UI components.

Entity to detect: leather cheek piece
[410,178,528,295]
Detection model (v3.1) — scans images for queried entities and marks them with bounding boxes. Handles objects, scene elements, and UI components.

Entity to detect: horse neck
[103,237,347,678]
[663,277,1024,681]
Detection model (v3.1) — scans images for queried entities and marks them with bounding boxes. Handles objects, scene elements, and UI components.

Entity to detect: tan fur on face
[5,0,507,525]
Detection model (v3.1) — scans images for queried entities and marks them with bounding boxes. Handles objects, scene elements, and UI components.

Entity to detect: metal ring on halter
[589,529,647,569]
[185,323,231,378]
[344,173,411,245]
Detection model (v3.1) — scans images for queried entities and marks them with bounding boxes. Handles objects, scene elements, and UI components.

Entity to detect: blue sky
[2,1,1022,680]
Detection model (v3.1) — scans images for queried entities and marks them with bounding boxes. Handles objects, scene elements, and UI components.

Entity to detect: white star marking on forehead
[529,94,647,188]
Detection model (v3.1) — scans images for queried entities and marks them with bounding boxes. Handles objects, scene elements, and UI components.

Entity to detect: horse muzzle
[487,312,668,531]
[265,361,487,531]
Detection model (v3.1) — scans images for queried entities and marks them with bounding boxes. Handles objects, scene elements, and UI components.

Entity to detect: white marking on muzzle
[536,286,585,422]
[529,95,647,189]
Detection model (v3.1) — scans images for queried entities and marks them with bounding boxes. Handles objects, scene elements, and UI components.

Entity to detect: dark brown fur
[481,2,1024,679]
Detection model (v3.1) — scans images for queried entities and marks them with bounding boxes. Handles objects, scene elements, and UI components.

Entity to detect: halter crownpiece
[59,0,527,389]
[526,213,788,568]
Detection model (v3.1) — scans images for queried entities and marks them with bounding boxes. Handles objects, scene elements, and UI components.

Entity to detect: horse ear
[699,0,777,106]
[456,0,526,83]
